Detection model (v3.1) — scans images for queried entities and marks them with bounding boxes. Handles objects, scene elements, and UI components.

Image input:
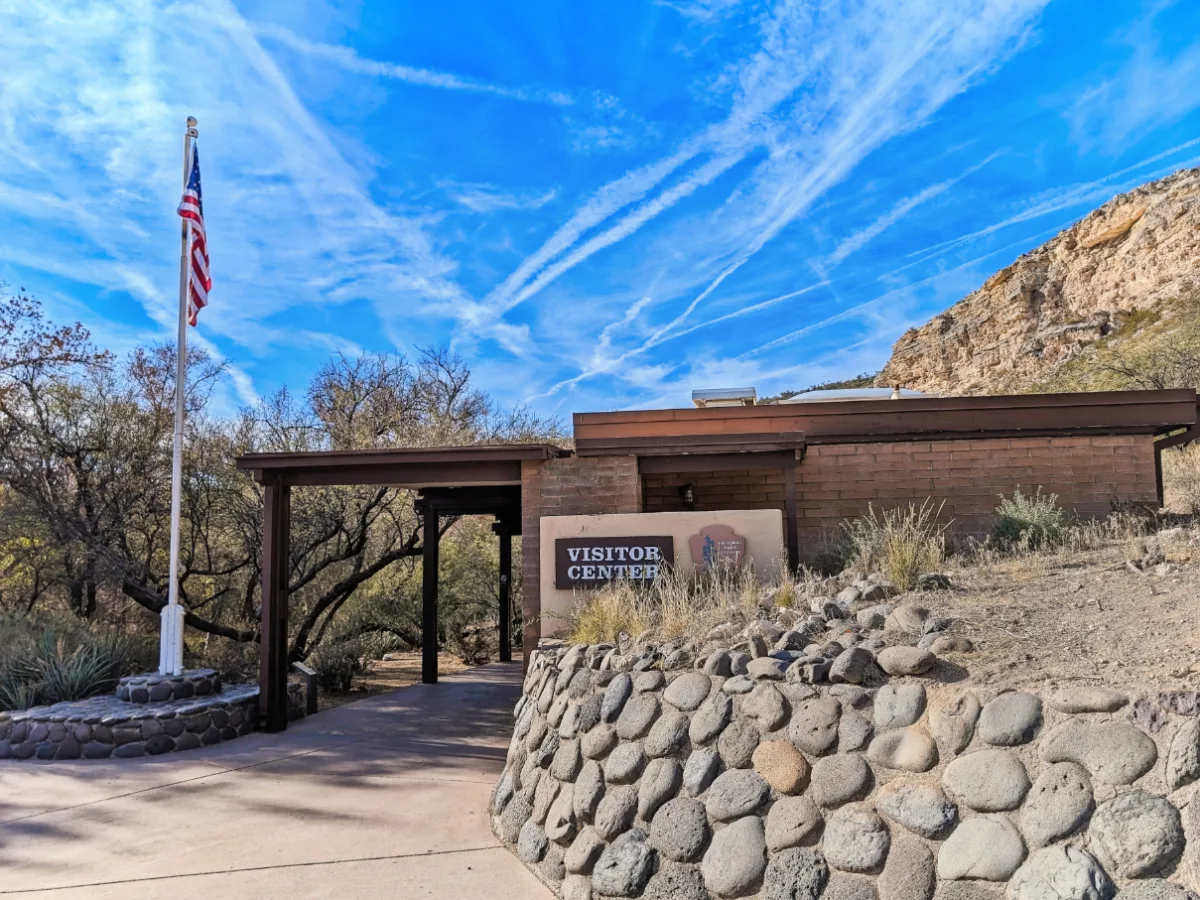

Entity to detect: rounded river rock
[706,768,771,821]
[649,797,709,862]
[702,815,768,897]
[790,697,842,755]
[1008,845,1113,900]
[823,805,890,873]
[1041,720,1157,785]
[810,753,873,807]
[1019,761,1092,848]
[764,847,830,900]
[753,739,811,794]
[766,795,824,852]
[942,749,1031,811]
[1088,789,1184,878]
[867,727,938,773]
[977,692,1042,746]
[936,814,1026,881]
[876,780,957,839]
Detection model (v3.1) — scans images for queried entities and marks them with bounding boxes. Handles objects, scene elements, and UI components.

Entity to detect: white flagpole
[161,115,198,676]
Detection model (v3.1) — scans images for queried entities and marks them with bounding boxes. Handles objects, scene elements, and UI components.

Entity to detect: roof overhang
[574,390,1199,454]
[235,443,567,488]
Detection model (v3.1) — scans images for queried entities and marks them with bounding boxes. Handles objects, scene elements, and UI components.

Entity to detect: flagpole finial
[186,116,198,139]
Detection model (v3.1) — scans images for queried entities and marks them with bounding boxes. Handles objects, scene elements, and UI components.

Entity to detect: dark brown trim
[783,464,799,571]
[237,443,565,470]
[421,507,440,685]
[574,390,1198,448]
[495,521,513,664]
[638,451,801,474]
[580,432,805,459]
[253,460,526,488]
[258,475,290,733]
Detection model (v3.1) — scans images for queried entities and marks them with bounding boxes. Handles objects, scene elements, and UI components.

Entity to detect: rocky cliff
[877,169,1200,395]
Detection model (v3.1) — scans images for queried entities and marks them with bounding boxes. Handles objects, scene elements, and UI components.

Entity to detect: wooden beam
[638,451,801,474]
[496,521,513,664]
[269,461,524,488]
[783,463,799,572]
[259,475,290,733]
[422,507,440,685]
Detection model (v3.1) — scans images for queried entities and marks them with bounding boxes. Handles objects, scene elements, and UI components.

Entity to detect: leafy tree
[0,292,562,674]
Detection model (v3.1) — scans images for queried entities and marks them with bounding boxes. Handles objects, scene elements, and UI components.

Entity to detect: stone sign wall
[538,509,784,638]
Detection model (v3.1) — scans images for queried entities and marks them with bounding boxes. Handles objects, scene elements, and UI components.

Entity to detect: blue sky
[2,0,1200,420]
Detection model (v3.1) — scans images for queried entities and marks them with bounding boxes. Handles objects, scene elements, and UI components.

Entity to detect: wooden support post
[783,462,800,572]
[259,475,291,732]
[421,505,440,684]
[496,520,513,663]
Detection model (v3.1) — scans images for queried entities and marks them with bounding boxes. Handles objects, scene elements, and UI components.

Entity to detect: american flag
[176,145,211,325]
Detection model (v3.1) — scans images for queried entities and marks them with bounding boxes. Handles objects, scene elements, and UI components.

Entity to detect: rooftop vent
[779,387,928,404]
[692,387,757,408]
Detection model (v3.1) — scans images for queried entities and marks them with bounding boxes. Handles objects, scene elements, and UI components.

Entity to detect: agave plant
[0,623,131,710]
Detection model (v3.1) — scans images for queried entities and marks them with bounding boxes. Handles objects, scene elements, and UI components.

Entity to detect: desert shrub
[994,487,1066,549]
[309,637,373,692]
[0,617,133,710]
[201,636,261,684]
[446,620,499,666]
[842,500,949,590]
[1163,444,1200,515]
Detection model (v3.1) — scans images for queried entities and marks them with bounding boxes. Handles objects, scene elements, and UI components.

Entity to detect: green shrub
[310,637,372,692]
[0,619,131,711]
[842,500,949,590]
[995,487,1066,549]
[446,620,499,666]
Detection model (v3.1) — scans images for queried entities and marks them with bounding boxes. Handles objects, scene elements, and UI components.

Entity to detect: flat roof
[235,443,568,487]
[573,389,1199,456]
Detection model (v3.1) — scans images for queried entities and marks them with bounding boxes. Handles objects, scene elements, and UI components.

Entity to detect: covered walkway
[0,662,550,900]
[236,443,565,731]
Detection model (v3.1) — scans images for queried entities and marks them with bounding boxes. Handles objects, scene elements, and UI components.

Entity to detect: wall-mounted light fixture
[680,483,696,508]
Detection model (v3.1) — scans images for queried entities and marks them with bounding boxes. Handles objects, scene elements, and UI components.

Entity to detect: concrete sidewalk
[0,662,551,899]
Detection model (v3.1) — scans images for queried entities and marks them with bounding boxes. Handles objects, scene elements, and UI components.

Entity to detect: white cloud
[444,183,559,214]
[253,22,575,106]
[0,0,475,404]
[1067,3,1200,150]
[516,0,1050,399]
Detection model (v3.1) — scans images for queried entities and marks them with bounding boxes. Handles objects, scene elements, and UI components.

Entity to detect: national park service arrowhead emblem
[689,524,747,570]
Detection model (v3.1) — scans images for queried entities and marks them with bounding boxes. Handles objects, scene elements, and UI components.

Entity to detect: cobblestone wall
[492,634,1200,900]
[0,680,305,761]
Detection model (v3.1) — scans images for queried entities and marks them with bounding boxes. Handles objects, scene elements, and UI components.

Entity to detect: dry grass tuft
[564,564,773,646]
[842,500,949,590]
[1163,444,1200,515]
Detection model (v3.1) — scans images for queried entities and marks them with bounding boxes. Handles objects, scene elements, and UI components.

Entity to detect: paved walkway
[0,663,551,899]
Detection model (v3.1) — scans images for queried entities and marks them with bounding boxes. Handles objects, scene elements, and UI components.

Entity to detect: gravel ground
[908,524,1200,693]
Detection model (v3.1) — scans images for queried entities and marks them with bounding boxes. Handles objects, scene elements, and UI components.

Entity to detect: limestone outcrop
[876,168,1200,395]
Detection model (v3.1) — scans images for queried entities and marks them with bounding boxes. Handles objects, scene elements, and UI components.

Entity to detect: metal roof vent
[692,387,757,408]
[779,387,928,404]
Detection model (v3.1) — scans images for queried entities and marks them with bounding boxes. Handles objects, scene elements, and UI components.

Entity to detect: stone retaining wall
[492,641,1200,900]
[117,668,222,703]
[0,681,305,761]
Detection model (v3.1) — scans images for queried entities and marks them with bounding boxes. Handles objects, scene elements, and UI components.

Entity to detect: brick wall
[795,434,1158,555]
[643,469,787,512]
[519,437,1158,650]
[519,456,641,660]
